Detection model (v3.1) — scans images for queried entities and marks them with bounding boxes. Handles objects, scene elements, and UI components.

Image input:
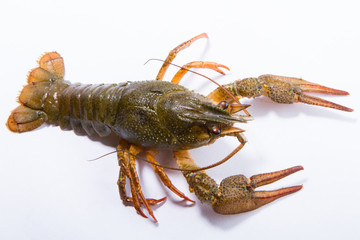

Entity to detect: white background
[1,0,359,239]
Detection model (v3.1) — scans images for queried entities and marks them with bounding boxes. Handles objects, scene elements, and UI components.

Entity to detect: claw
[211,74,353,112]
[212,166,303,214]
[175,151,305,216]
[258,74,354,112]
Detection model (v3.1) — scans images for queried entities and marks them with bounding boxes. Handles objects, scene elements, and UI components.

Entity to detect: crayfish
[6,33,353,222]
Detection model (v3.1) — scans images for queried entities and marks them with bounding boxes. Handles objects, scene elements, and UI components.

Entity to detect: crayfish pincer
[7,33,353,222]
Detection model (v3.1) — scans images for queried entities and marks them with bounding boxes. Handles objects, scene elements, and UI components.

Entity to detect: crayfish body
[7,33,352,222]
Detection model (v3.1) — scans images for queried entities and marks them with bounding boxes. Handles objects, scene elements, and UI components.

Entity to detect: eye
[211,126,221,135]
[218,101,229,110]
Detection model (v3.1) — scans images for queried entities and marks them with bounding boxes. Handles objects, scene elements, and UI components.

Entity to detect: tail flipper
[28,52,64,83]
[7,52,65,133]
[7,105,47,133]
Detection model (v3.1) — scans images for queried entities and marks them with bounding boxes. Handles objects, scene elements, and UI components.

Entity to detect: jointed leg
[155,34,231,89]
[156,33,208,81]
[116,140,166,222]
[145,150,194,203]
[171,61,229,85]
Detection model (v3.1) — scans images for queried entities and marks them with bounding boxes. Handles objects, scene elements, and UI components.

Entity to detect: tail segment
[7,52,65,133]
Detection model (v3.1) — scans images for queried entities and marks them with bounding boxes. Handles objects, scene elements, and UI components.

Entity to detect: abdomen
[51,82,129,137]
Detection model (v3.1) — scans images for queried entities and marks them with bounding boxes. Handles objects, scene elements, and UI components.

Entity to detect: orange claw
[211,166,304,214]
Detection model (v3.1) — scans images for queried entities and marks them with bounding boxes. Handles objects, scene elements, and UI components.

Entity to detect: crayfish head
[157,91,249,150]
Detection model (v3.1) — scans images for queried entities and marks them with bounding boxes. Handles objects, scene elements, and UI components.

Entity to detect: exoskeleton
[7,33,353,222]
